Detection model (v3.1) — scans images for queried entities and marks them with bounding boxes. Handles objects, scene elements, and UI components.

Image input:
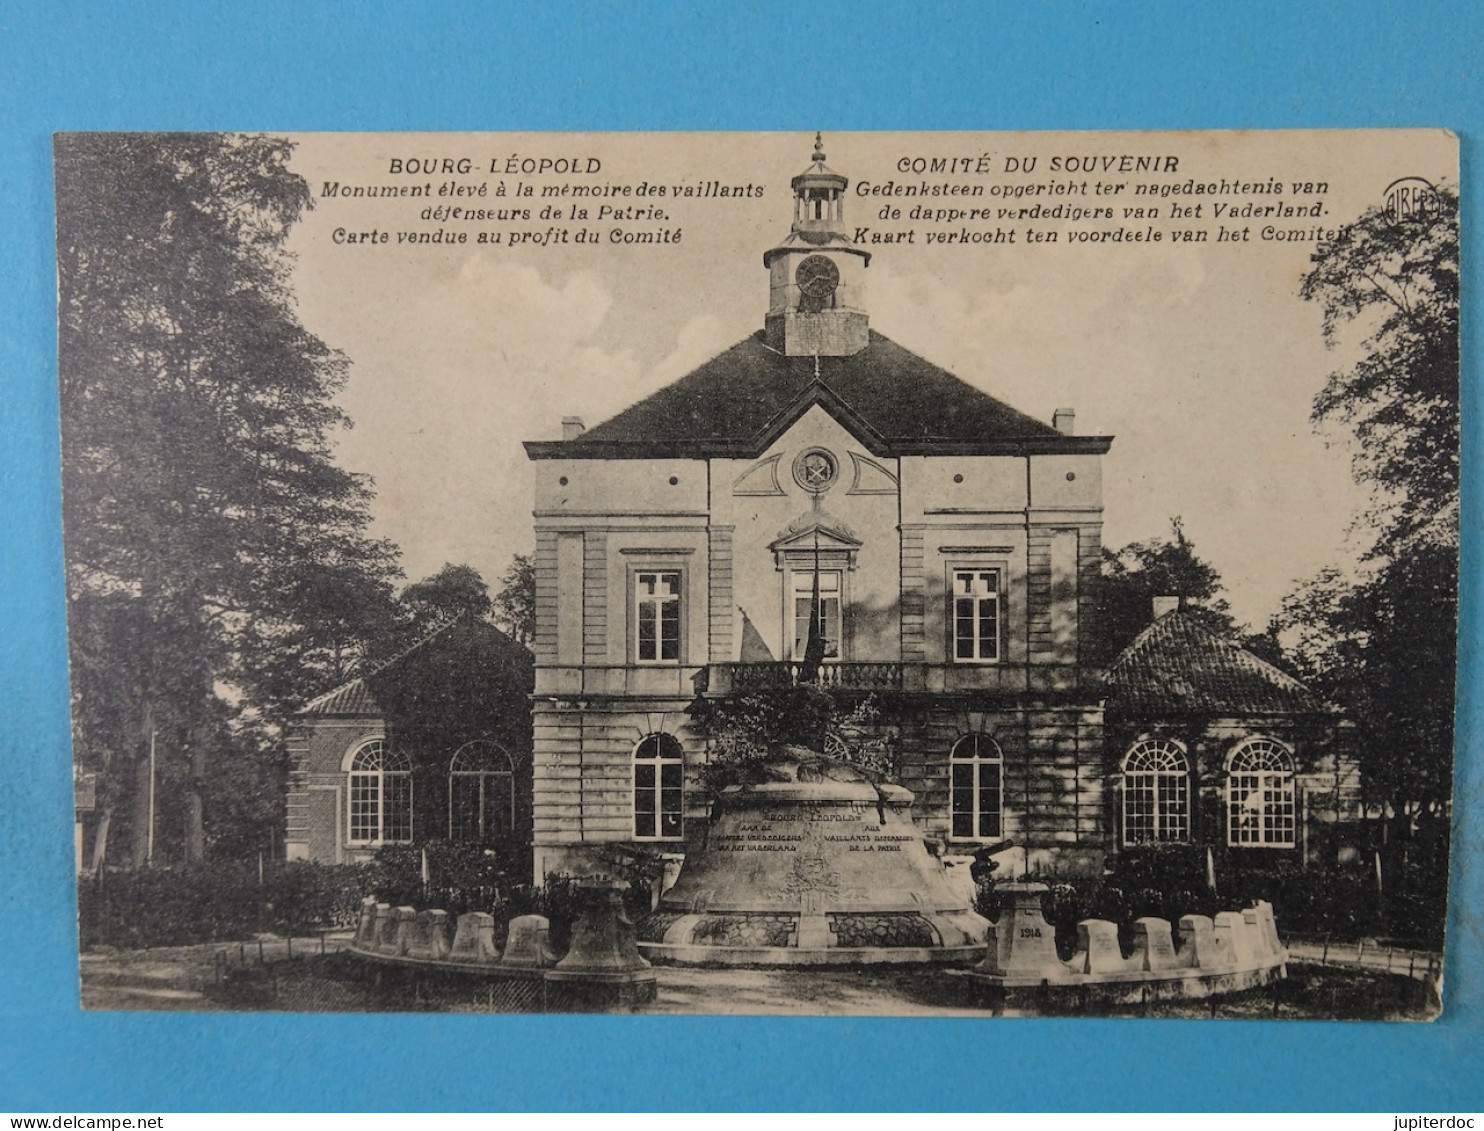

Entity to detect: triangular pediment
[752,378,892,457]
[769,508,862,556]
[769,526,862,554]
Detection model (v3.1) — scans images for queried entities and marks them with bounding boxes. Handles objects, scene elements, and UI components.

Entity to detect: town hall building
[520,136,1362,885]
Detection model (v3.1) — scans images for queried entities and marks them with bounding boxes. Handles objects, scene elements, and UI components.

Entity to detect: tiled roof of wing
[1105,610,1327,715]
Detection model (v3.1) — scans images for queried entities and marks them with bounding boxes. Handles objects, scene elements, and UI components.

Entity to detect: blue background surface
[1,1,1479,1112]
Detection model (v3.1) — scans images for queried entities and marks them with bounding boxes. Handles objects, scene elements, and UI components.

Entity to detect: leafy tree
[240,541,405,722]
[1301,185,1459,561]
[493,553,536,647]
[1090,517,1237,665]
[56,133,402,866]
[1281,185,1458,850]
[401,562,493,627]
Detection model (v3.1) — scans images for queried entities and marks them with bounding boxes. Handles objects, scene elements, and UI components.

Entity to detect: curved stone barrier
[969,884,1288,1004]
[347,883,657,1007]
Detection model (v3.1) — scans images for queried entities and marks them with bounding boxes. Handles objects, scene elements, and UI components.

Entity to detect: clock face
[795,254,840,301]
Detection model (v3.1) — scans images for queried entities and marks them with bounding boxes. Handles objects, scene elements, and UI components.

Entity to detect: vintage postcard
[56,129,1458,1018]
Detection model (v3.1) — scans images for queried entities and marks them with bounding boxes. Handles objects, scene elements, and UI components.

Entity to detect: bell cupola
[762,133,871,356]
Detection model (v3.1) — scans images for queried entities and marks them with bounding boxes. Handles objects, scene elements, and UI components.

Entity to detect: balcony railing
[709,662,904,692]
[532,661,1098,699]
[701,661,1098,697]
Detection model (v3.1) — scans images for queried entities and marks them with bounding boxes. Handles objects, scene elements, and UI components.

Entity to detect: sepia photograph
[56,128,1458,1020]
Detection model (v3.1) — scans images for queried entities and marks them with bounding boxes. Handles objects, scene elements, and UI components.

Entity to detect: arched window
[1227,738,1296,848]
[950,735,1002,840]
[633,734,684,840]
[448,741,515,845]
[347,739,412,845]
[1122,739,1190,845]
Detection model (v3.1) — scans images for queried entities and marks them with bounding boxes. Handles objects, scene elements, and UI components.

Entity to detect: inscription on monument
[1142,927,1177,970]
[711,818,805,852]
[711,817,918,853]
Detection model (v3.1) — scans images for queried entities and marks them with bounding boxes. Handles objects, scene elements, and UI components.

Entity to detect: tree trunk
[181,679,211,861]
[184,735,206,863]
[130,751,153,868]
[89,806,112,874]
[184,792,205,862]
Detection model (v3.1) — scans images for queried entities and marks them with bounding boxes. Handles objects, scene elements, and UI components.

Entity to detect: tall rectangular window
[450,773,515,843]
[953,568,1000,662]
[790,570,842,660]
[349,773,380,843]
[381,773,413,843]
[449,741,516,845]
[635,570,682,663]
[1227,739,1297,848]
[450,775,481,842]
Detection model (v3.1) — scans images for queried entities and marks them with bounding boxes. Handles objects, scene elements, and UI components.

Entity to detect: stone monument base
[637,763,990,966]
[638,911,989,967]
[543,967,658,1009]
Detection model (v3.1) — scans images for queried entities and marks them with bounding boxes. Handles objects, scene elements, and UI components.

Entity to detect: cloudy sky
[284,130,1456,628]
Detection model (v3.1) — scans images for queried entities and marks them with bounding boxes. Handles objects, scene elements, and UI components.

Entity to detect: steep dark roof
[298,617,532,718]
[525,329,1112,459]
[1105,610,1328,716]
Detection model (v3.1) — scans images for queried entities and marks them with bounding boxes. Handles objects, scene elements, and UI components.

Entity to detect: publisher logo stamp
[1383,176,1440,224]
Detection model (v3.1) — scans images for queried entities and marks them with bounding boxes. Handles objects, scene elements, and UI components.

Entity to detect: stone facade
[286,140,1362,888]
[286,710,387,865]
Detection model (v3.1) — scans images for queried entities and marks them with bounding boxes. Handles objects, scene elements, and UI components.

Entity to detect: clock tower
[763,134,871,357]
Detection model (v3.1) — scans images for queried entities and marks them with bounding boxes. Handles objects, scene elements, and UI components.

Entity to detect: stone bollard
[1176,914,1218,969]
[1248,900,1283,958]
[450,912,500,963]
[1071,919,1132,975]
[403,909,430,958]
[501,914,558,968]
[1131,917,1179,972]
[975,883,1063,978]
[355,897,378,949]
[388,906,417,957]
[941,856,979,909]
[1213,911,1256,969]
[369,903,394,953]
[406,909,449,960]
[1241,906,1270,961]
